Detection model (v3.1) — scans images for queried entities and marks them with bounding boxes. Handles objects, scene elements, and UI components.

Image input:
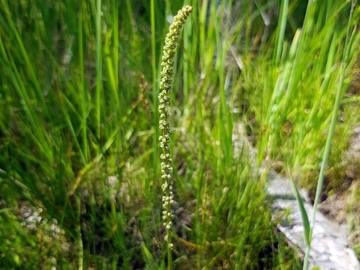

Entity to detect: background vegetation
[0,0,359,269]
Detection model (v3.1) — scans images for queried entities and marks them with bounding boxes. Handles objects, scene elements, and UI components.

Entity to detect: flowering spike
[158,5,192,252]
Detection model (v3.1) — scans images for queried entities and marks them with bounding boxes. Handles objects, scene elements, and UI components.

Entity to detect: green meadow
[0,0,359,269]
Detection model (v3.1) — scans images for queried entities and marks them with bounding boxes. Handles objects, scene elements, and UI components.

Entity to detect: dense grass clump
[0,0,359,269]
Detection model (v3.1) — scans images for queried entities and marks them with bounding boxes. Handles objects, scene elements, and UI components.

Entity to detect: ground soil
[314,123,360,257]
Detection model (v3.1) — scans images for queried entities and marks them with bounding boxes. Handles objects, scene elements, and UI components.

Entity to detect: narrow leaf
[292,180,311,246]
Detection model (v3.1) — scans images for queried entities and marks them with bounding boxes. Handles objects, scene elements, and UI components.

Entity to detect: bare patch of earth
[315,123,360,258]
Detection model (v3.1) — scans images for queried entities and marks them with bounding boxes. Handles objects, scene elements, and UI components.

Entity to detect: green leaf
[292,180,311,246]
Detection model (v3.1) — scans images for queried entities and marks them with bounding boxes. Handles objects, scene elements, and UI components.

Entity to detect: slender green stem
[275,0,288,64]
[76,196,84,270]
[95,0,102,144]
[78,0,89,162]
[151,0,159,177]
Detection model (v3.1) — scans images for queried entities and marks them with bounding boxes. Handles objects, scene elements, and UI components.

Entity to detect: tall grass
[0,0,359,269]
[255,0,360,179]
